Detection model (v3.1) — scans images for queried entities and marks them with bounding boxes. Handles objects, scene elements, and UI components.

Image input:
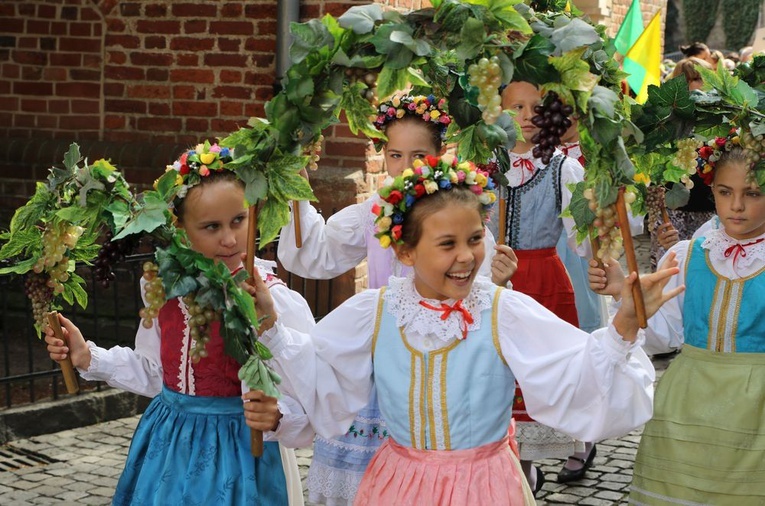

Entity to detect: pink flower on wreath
[714,137,727,147]
[199,166,210,176]
[456,170,466,183]
[209,144,222,153]
[387,108,396,117]
[440,115,451,125]
[469,184,483,195]
[180,152,189,165]
[391,224,403,241]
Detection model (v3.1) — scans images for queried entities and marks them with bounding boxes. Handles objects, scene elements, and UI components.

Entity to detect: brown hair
[668,57,713,82]
[715,147,751,176]
[174,170,244,222]
[397,186,483,249]
[679,42,710,58]
[382,114,444,153]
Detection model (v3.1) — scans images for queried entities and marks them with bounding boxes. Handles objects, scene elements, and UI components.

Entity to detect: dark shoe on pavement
[556,444,597,484]
[533,466,546,497]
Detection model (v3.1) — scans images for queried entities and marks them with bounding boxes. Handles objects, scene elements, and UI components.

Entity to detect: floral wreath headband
[372,153,496,248]
[695,127,764,187]
[371,94,452,151]
[157,140,235,206]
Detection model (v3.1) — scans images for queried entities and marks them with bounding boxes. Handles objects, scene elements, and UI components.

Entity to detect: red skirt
[511,247,578,423]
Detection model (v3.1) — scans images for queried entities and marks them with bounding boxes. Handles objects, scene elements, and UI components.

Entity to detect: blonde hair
[668,57,713,82]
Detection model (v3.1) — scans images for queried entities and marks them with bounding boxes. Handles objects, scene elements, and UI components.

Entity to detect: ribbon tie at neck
[419,300,474,340]
[723,237,765,265]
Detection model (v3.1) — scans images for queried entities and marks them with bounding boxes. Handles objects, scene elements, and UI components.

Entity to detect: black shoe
[556,444,597,484]
[533,466,546,498]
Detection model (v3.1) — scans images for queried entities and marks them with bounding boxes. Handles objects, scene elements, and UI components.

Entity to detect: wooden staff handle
[498,196,506,246]
[293,200,302,248]
[615,188,647,328]
[46,311,79,394]
[590,234,604,269]
[660,204,670,225]
[245,205,264,457]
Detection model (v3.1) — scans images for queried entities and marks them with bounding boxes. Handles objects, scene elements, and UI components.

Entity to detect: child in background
[249,154,683,505]
[492,80,592,490]
[589,137,765,504]
[277,94,516,505]
[45,146,316,506]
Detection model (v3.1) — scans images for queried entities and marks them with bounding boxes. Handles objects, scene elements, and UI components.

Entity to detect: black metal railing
[0,237,338,409]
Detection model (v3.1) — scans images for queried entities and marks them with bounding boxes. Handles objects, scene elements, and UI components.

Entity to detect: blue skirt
[113,386,287,506]
[556,231,605,333]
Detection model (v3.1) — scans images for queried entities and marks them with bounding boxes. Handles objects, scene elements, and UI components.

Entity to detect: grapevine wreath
[3,1,764,411]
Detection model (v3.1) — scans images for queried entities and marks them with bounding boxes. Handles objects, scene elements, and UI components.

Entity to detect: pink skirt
[354,437,535,506]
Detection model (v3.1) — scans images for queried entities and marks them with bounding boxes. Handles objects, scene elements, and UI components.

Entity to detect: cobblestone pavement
[0,234,659,505]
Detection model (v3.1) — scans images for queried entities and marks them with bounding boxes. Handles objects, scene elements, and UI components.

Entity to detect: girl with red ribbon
[589,142,765,504]
[249,153,683,505]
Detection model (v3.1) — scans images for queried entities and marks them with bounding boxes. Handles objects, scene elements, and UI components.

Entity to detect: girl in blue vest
[590,137,765,504]
[246,154,683,505]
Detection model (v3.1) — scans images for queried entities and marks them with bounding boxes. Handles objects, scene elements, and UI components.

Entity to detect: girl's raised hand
[491,245,518,286]
[242,389,282,432]
[44,313,91,370]
[240,254,278,335]
[588,258,625,297]
[657,222,680,250]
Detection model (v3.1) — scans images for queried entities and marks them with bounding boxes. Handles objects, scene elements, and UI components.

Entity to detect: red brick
[21,66,43,80]
[40,37,56,50]
[127,85,171,99]
[56,82,101,97]
[245,3,276,17]
[243,71,274,86]
[170,37,215,51]
[2,21,23,34]
[172,100,217,116]
[244,38,274,52]
[186,118,209,132]
[256,21,277,36]
[20,99,46,113]
[108,50,127,64]
[50,53,81,66]
[145,36,166,49]
[130,52,173,66]
[145,4,168,17]
[254,86,273,102]
[104,114,125,129]
[119,3,141,17]
[36,115,58,129]
[69,22,92,37]
[0,5,15,16]
[251,54,274,67]
[211,118,242,132]
[172,3,217,17]
[0,80,9,94]
[148,102,170,115]
[14,50,46,65]
[146,68,169,81]
[26,20,50,35]
[210,21,253,35]
[83,54,102,68]
[183,20,207,34]
[37,4,56,18]
[105,99,147,114]
[107,18,126,32]
[71,100,100,114]
[81,8,101,22]
[136,20,181,34]
[221,3,243,17]
[12,82,53,95]
[176,53,199,66]
[3,63,20,79]
[218,38,241,52]
[70,69,100,81]
[60,115,100,130]
[105,65,145,80]
[59,37,101,53]
[169,68,214,83]
[50,22,67,36]
[48,100,70,114]
[18,37,37,50]
[172,85,196,100]
[204,53,247,67]
[103,82,124,97]
[136,117,182,131]
[14,113,35,127]
[220,69,242,83]
[212,85,252,100]
[325,140,368,157]
[220,101,242,116]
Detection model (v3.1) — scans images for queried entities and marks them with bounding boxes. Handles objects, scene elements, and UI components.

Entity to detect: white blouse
[260,275,655,445]
[644,228,765,356]
[78,259,316,448]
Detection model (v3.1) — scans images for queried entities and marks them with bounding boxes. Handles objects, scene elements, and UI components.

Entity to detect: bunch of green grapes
[24,273,54,329]
[32,222,83,293]
[468,56,503,124]
[305,134,324,171]
[139,261,165,329]
[584,187,636,261]
[739,130,765,166]
[644,185,666,234]
[344,67,378,103]
[182,292,221,363]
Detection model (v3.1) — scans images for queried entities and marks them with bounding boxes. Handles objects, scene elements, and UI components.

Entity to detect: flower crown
[372,154,496,248]
[159,140,235,204]
[695,129,742,186]
[371,94,452,151]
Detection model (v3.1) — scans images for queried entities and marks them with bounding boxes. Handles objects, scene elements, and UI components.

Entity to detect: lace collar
[701,228,765,270]
[384,274,494,343]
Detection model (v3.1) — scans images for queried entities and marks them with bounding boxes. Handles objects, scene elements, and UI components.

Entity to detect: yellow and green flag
[614,0,643,55]
[624,10,662,103]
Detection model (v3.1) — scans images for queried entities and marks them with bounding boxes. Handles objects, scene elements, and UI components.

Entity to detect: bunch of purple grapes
[94,231,139,288]
[530,92,574,164]
[25,273,54,329]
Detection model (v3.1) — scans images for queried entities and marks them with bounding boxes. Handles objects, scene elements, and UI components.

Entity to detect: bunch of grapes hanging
[531,92,574,164]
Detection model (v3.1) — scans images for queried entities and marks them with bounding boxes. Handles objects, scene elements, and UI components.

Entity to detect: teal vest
[372,287,515,450]
[683,238,765,353]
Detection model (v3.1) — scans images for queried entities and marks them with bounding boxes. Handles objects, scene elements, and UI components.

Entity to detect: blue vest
[371,287,516,450]
[683,238,765,353]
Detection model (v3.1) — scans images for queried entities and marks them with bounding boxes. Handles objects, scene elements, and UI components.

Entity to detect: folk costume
[78,259,315,506]
[260,275,654,506]
[631,229,765,505]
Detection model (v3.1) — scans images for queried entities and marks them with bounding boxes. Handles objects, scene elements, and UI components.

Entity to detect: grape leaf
[8,182,53,234]
[0,256,36,275]
[566,181,596,229]
[550,17,600,54]
[239,169,268,206]
[290,19,334,64]
[512,34,558,85]
[257,198,291,246]
[112,192,169,240]
[337,3,383,34]
[0,227,41,260]
[665,183,690,209]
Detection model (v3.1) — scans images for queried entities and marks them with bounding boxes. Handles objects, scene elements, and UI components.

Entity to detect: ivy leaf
[290,19,334,65]
[377,65,411,99]
[258,198,291,247]
[113,192,169,240]
[455,17,485,61]
[665,183,690,209]
[337,3,383,34]
[550,48,598,93]
[77,174,106,208]
[239,169,268,206]
[567,181,596,229]
[550,17,600,54]
[63,143,81,172]
[512,34,558,85]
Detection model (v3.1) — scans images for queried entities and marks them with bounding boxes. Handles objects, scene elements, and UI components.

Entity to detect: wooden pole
[245,205,264,457]
[615,188,647,328]
[293,200,302,248]
[497,195,506,246]
[46,311,79,394]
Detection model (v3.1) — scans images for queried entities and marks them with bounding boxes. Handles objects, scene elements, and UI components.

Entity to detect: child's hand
[657,222,679,249]
[491,245,518,286]
[588,258,625,297]
[613,252,685,342]
[240,254,278,335]
[242,389,282,432]
[44,313,91,370]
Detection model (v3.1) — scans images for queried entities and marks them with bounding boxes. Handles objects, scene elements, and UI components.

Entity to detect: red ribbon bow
[419,300,474,340]
[511,157,535,184]
[723,238,765,265]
